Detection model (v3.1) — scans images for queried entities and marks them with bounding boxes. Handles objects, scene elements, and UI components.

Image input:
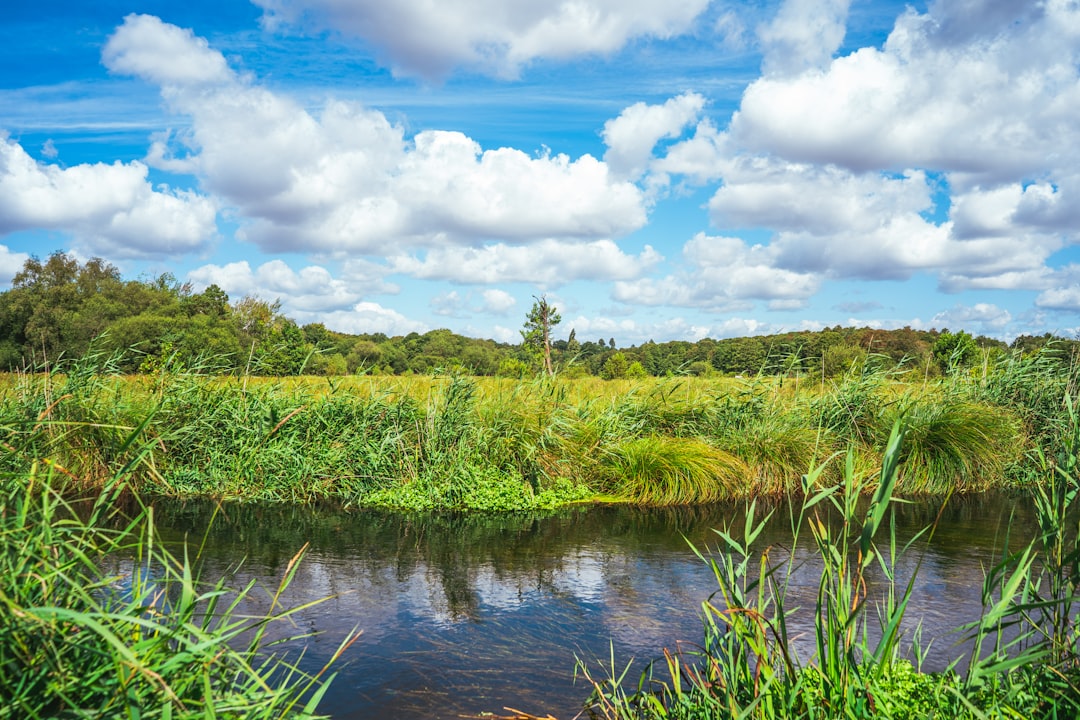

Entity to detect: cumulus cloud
[252,0,710,79]
[0,132,216,258]
[931,302,1013,335]
[0,245,29,284]
[103,15,647,256]
[613,233,820,311]
[732,0,1080,185]
[602,93,705,181]
[431,291,465,317]
[310,303,427,336]
[1037,285,1080,312]
[187,259,364,314]
[757,0,851,76]
[103,14,232,86]
[566,314,771,345]
[479,289,516,314]
[389,239,661,287]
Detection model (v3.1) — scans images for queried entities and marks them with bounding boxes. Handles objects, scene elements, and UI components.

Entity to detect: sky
[2,0,1080,346]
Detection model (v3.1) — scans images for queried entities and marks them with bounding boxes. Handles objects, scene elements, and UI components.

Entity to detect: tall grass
[577,409,1080,719]
[0,344,1061,509]
[0,435,357,718]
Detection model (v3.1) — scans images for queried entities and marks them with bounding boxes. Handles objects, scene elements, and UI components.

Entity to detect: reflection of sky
[152,497,1035,720]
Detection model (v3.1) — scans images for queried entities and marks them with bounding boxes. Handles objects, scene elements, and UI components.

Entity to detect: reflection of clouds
[149,497,1038,719]
[547,550,607,604]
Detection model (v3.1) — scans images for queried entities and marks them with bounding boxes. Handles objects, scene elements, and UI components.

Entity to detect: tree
[933,330,978,373]
[600,352,628,380]
[521,296,561,376]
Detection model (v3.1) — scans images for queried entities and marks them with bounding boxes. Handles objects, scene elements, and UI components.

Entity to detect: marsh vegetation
[3,280,1080,716]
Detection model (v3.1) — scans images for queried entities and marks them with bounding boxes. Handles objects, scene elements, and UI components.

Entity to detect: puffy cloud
[187,258,424,335]
[651,119,728,183]
[0,133,216,258]
[479,289,516,314]
[390,239,661,286]
[187,259,364,314]
[103,15,647,256]
[709,162,933,235]
[931,303,1013,335]
[0,245,29,284]
[1037,285,1080,312]
[566,314,771,344]
[731,1,1080,184]
[757,0,851,76]
[103,14,232,86]
[252,0,710,80]
[613,233,820,310]
[602,93,705,180]
[431,291,465,317]
[310,302,427,336]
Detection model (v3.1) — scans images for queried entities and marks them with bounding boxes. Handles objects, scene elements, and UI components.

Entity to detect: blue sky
[2,0,1079,345]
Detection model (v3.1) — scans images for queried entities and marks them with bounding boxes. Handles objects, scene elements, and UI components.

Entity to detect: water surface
[151,495,1035,719]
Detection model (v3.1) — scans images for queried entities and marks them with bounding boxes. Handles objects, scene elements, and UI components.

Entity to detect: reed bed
[0,345,1073,510]
[0,437,357,718]
[577,412,1080,719]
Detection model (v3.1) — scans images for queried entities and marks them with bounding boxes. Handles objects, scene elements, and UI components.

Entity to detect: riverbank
[2,346,1073,510]
[3,343,1079,717]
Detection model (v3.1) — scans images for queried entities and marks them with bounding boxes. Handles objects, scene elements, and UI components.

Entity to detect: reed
[0,440,356,718]
[577,413,1080,719]
[599,435,748,505]
[0,343,1065,509]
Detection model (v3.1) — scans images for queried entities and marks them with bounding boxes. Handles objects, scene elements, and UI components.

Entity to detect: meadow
[3,345,1079,718]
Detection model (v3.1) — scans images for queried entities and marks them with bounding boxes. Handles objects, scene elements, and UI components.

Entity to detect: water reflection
[149,495,1036,720]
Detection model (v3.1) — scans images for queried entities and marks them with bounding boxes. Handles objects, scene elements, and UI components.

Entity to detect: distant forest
[3,252,1075,378]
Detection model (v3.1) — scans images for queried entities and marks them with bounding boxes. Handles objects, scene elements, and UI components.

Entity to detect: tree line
[2,252,1074,378]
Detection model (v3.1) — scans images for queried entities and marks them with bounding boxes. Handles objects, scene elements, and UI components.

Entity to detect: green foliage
[521,295,561,376]
[885,396,1022,493]
[934,329,979,373]
[0,448,353,718]
[601,352,629,380]
[600,436,747,505]
[578,420,1080,719]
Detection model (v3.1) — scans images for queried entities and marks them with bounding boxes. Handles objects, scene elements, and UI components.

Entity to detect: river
[150,494,1033,719]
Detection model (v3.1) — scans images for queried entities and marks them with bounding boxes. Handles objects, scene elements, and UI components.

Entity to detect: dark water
[149,495,1036,720]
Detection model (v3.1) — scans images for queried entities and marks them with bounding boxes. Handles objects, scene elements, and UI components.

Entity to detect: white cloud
[757,0,851,77]
[0,133,216,258]
[489,325,519,344]
[311,302,428,336]
[709,162,933,236]
[565,314,770,345]
[931,302,1013,333]
[103,15,648,256]
[431,291,465,317]
[103,14,232,86]
[0,245,29,284]
[613,233,820,310]
[1037,285,1080,312]
[602,93,705,180]
[732,1,1080,184]
[390,239,661,287]
[252,0,710,80]
[187,259,364,314]
[479,289,516,314]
